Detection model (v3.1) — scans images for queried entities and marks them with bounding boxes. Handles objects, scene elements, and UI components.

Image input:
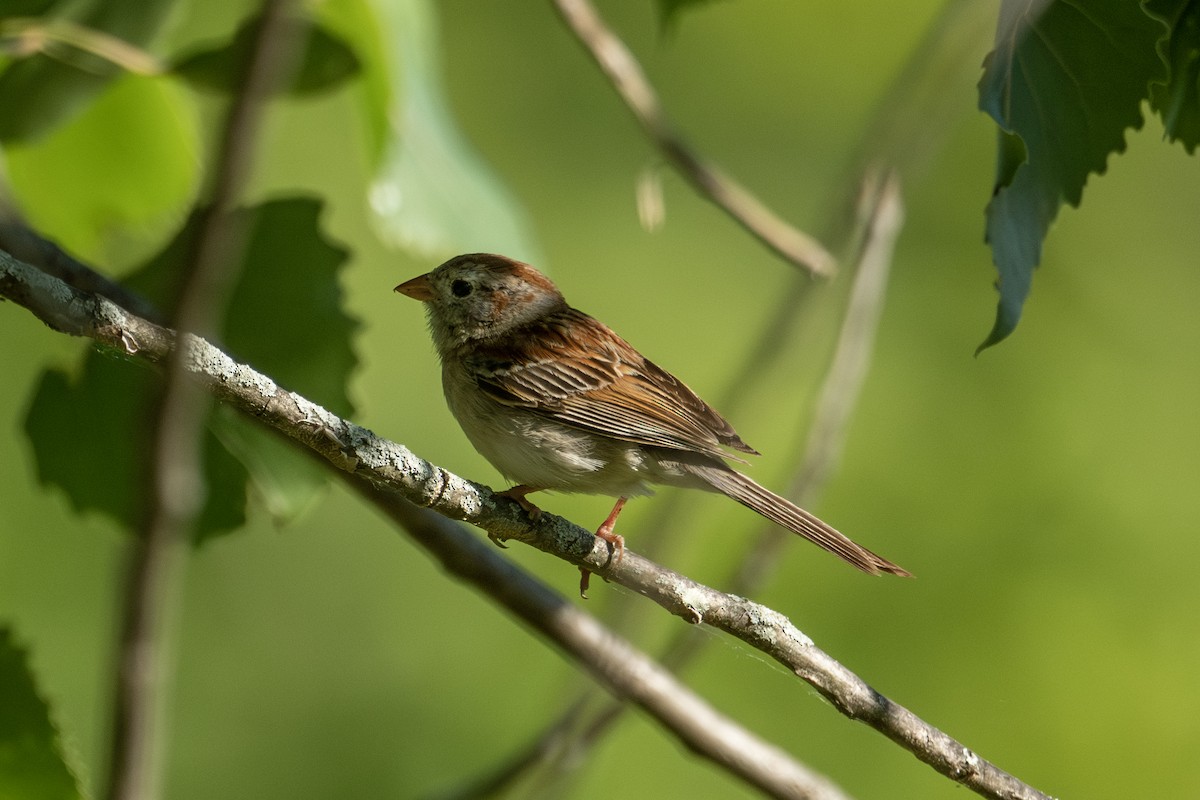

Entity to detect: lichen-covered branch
[0,249,1053,800]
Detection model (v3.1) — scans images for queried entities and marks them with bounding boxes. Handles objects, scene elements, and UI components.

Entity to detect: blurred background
[2,0,1198,798]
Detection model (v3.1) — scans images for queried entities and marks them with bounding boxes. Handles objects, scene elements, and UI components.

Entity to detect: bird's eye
[451,279,472,298]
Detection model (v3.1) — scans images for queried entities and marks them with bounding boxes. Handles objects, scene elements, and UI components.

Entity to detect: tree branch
[551,0,836,278]
[1,248,1053,800]
[2,250,846,800]
[350,480,851,800]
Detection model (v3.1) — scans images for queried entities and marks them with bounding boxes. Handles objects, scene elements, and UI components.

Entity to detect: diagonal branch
[1,248,1053,800]
[351,480,851,800]
[2,250,845,800]
[551,0,836,278]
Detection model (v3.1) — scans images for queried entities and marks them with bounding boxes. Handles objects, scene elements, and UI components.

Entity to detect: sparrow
[396,253,910,586]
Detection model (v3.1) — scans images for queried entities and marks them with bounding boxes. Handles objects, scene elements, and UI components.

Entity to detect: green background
[2,1,1198,798]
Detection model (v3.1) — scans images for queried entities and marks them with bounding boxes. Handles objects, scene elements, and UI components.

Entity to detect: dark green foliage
[976,0,1166,351]
[1146,0,1200,152]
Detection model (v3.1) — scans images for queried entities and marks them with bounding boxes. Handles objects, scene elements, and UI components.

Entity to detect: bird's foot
[496,484,544,520]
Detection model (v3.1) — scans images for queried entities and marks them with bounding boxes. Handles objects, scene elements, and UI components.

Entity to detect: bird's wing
[464,308,758,459]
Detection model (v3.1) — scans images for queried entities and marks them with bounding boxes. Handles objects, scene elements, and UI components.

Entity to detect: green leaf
[4,74,200,262]
[0,0,176,143]
[124,197,356,522]
[976,0,1165,351]
[0,629,80,800]
[1145,0,1200,152]
[368,0,541,261]
[171,14,361,97]
[23,352,249,541]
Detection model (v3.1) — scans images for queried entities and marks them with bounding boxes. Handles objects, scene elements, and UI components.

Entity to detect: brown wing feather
[465,308,758,459]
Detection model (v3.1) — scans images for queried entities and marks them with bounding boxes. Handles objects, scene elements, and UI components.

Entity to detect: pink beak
[394,273,434,301]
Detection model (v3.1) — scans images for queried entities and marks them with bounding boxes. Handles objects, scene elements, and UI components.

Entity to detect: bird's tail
[696,467,911,577]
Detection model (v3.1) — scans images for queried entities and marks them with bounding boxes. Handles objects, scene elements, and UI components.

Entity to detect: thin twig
[551,0,836,278]
[0,250,1054,800]
[104,3,300,800]
[0,17,163,74]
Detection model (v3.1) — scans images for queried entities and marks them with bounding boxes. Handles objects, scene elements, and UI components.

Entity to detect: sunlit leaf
[368,0,541,262]
[0,629,80,800]
[1145,0,1200,153]
[171,14,360,97]
[0,0,175,143]
[5,74,200,262]
[976,0,1164,351]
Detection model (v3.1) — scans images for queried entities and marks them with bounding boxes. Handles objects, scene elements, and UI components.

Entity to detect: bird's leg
[491,484,544,548]
[595,496,627,564]
[578,496,628,599]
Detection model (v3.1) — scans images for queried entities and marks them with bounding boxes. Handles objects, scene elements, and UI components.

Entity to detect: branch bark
[1,248,1053,800]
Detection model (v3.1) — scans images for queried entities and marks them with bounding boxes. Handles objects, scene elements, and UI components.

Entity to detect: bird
[395,253,910,588]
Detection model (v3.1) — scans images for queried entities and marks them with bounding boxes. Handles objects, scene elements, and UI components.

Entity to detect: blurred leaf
[976,0,1164,351]
[0,629,80,800]
[1145,0,1200,153]
[368,0,540,262]
[4,73,200,262]
[171,13,360,97]
[23,352,249,541]
[0,0,175,143]
[317,0,392,163]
